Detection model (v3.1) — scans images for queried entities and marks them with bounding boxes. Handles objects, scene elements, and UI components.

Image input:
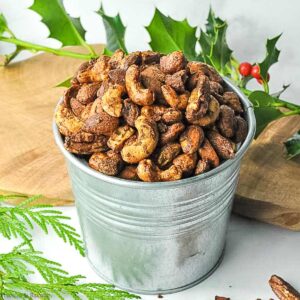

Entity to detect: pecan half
[269,275,300,300]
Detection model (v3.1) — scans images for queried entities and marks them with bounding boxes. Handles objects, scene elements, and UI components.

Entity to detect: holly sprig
[0,194,140,299]
[284,130,300,159]
[0,4,299,157]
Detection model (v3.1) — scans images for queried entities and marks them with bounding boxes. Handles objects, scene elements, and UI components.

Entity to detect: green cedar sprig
[0,195,84,255]
[0,195,140,299]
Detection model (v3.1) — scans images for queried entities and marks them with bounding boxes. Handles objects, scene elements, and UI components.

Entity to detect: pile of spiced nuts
[55,50,248,182]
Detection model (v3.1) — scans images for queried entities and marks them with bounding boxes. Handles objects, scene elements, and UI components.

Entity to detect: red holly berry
[251,65,261,79]
[257,73,270,84]
[238,62,252,77]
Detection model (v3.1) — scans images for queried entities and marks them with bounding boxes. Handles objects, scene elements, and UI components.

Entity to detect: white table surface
[1,1,300,299]
[2,209,300,300]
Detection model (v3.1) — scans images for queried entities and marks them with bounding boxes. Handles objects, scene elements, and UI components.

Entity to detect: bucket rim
[53,77,256,189]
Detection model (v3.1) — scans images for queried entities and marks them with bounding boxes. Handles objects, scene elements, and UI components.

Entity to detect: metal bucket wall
[53,79,256,294]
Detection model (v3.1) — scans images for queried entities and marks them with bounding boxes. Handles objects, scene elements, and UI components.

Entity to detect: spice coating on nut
[180,125,204,154]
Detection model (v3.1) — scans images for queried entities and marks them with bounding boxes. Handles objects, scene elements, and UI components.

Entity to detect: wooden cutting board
[0,45,299,229]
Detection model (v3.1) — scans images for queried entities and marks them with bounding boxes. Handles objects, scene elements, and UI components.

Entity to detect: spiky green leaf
[29,0,92,52]
[208,22,233,75]
[55,76,72,88]
[249,91,285,137]
[146,9,197,60]
[198,29,211,62]
[97,7,127,53]
[259,34,281,80]
[205,7,224,36]
[199,8,232,75]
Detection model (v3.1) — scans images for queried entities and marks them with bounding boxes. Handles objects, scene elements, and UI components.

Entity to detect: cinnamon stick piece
[215,296,230,300]
[269,275,300,300]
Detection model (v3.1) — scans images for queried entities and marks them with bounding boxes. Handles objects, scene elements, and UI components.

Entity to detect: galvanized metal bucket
[53,79,256,295]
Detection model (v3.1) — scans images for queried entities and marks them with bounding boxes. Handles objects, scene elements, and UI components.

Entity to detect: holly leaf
[199,9,232,75]
[205,7,224,37]
[29,0,89,49]
[55,76,72,88]
[259,34,281,80]
[146,9,197,60]
[208,23,232,75]
[198,29,211,62]
[284,130,300,159]
[249,91,285,137]
[97,7,127,53]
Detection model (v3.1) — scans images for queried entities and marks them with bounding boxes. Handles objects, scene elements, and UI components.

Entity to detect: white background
[1,1,300,299]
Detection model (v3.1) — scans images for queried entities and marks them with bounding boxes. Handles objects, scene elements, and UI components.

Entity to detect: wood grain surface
[0,45,299,229]
[0,45,103,206]
[234,115,300,230]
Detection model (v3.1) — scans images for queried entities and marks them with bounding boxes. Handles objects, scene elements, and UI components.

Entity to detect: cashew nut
[222,92,243,114]
[185,75,210,123]
[198,138,220,168]
[108,49,125,69]
[63,85,79,107]
[207,131,235,159]
[83,99,119,136]
[69,131,96,143]
[55,104,84,137]
[234,116,248,143]
[125,65,155,106]
[122,99,140,127]
[173,153,197,176]
[210,81,224,95]
[187,61,223,83]
[162,108,182,124]
[141,105,167,122]
[161,85,189,110]
[77,56,110,83]
[64,135,108,155]
[159,122,185,146]
[76,82,101,105]
[108,69,126,85]
[141,50,161,65]
[190,96,220,127]
[140,64,165,100]
[122,51,142,69]
[217,105,236,138]
[107,125,135,152]
[160,51,186,74]
[119,165,139,181]
[165,70,187,93]
[89,150,124,176]
[180,125,204,154]
[69,98,85,117]
[101,84,125,117]
[156,143,182,168]
[121,116,158,163]
[195,159,210,175]
[137,159,182,182]
[141,105,182,124]
[80,102,94,121]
